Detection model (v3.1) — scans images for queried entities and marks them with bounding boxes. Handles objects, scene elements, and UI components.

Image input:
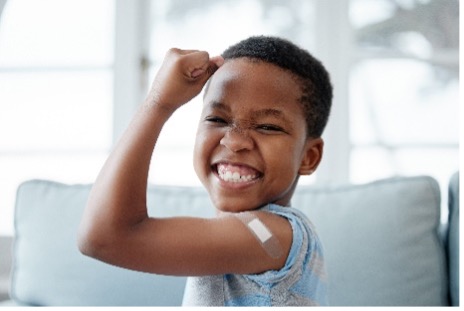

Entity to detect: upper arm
[83,211,293,276]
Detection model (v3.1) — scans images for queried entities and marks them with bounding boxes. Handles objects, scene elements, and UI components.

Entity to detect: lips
[214,162,262,183]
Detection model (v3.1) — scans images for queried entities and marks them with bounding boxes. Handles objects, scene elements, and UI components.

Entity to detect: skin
[78,48,324,277]
[194,58,323,213]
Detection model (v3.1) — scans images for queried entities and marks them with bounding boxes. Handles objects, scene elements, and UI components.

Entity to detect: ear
[298,138,324,175]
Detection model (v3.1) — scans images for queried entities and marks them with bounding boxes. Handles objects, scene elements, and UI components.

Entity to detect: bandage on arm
[234,212,284,259]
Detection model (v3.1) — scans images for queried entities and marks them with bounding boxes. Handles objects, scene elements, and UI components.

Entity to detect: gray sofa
[0,173,459,306]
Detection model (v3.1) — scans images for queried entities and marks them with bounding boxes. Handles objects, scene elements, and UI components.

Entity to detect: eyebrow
[252,108,286,119]
[208,101,292,125]
[209,101,286,118]
[209,101,231,112]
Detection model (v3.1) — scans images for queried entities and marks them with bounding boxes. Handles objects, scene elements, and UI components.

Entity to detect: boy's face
[193,58,323,213]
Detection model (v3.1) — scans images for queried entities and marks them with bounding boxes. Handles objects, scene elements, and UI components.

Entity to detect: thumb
[190,55,224,80]
[182,50,209,79]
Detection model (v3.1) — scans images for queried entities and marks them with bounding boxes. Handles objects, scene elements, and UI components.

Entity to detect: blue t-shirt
[182,204,328,306]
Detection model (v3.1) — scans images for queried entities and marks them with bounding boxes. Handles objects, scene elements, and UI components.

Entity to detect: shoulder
[258,204,325,271]
[245,204,326,279]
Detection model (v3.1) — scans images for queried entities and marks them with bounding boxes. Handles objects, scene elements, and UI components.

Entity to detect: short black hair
[222,36,333,138]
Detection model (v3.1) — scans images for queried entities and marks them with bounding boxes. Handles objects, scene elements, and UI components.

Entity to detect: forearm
[79,100,174,245]
[78,48,222,258]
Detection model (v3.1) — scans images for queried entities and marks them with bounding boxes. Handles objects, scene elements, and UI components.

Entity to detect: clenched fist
[146,48,224,113]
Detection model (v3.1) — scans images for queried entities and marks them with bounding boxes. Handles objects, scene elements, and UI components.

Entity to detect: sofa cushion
[446,172,459,306]
[292,176,448,306]
[11,176,448,306]
[11,180,213,306]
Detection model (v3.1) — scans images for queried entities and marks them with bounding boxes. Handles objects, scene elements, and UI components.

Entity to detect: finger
[167,48,199,55]
[210,55,224,68]
[190,67,207,78]
[203,56,224,78]
[192,58,222,79]
[180,52,223,80]
[182,51,211,79]
[185,50,210,68]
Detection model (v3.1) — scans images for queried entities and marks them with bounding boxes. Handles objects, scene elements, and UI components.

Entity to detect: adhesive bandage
[234,212,284,259]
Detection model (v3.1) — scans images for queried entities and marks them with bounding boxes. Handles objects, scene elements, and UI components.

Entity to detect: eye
[256,124,285,133]
[205,116,227,125]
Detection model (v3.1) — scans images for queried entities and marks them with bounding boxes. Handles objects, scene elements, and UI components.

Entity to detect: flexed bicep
[86,212,292,276]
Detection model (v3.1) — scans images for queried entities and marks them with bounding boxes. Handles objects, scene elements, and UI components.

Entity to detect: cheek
[193,128,217,175]
[193,130,206,175]
[265,141,305,175]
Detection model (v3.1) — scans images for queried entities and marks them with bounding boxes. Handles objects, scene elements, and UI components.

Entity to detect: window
[144,0,319,186]
[349,0,459,219]
[0,0,114,235]
[0,0,458,235]
[143,0,459,197]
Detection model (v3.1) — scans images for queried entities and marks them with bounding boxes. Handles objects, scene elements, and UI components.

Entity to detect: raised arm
[77,49,292,276]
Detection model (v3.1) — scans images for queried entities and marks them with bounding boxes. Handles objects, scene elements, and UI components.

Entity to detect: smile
[215,163,262,183]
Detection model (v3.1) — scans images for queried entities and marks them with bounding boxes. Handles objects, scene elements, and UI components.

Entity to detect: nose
[220,127,254,152]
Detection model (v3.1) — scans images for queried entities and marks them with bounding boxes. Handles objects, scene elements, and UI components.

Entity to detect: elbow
[77,222,111,260]
[77,231,99,259]
[77,217,130,265]
[77,202,118,260]
[77,234,99,259]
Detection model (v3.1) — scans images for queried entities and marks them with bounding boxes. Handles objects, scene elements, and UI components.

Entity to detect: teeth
[218,167,258,183]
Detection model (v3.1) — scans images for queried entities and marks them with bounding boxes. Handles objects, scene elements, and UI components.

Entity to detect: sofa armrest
[446,172,459,306]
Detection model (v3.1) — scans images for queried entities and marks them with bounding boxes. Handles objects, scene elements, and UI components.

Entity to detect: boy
[78,36,333,306]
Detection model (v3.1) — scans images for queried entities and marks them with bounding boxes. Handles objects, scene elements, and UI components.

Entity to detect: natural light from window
[0,0,459,235]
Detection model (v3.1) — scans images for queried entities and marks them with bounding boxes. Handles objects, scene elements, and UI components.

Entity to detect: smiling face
[193,58,323,213]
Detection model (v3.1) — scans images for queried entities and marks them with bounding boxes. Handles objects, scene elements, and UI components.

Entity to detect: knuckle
[167,47,181,54]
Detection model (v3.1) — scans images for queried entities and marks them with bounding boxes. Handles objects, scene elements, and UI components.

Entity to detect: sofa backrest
[10,176,451,306]
[293,176,448,306]
[11,181,211,306]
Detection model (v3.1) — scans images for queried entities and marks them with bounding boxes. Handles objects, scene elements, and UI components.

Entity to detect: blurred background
[0,0,459,235]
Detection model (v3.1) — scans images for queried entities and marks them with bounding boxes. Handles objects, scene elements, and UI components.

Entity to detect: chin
[210,195,263,213]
